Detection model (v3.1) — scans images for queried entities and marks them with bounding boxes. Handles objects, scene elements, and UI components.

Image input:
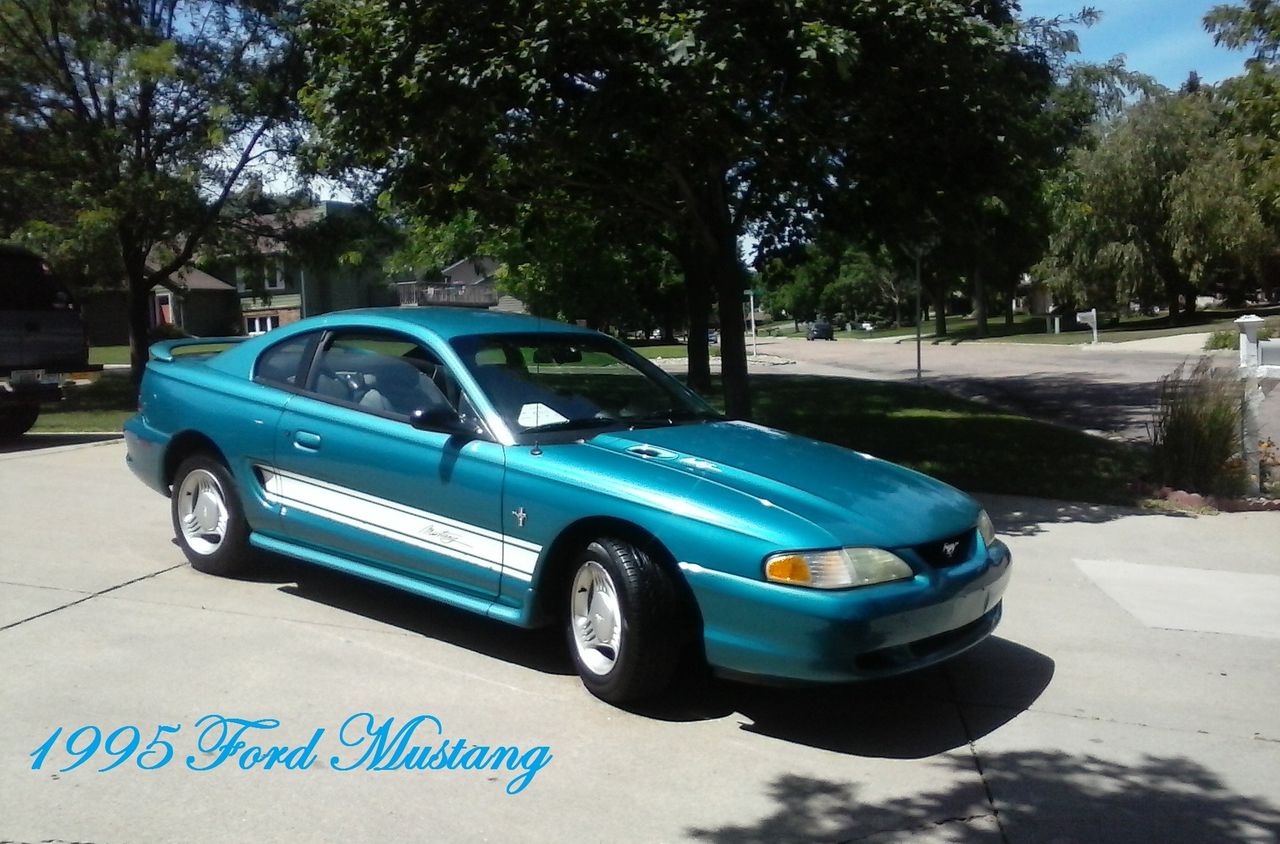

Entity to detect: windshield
[450,332,719,440]
[0,249,78,311]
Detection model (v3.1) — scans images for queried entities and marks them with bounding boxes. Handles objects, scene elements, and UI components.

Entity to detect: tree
[1039,79,1277,317]
[302,0,1056,418]
[0,0,302,378]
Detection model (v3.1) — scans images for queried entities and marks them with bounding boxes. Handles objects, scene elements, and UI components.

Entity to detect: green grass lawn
[89,345,131,366]
[630,343,720,359]
[33,374,135,433]
[36,367,1148,504]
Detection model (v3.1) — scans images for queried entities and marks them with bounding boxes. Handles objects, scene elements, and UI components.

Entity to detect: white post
[1237,315,1265,495]
[1237,314,1264,368]
[744,289,757,357]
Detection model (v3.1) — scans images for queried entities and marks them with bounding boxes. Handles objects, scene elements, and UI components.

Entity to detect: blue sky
[1019,1,1252,86]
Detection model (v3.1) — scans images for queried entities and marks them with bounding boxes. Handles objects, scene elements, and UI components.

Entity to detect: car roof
[204,308,602,377]
[292,307,597,341]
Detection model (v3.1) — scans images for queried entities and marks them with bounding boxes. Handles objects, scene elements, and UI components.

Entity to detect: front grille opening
[914,529,975,569]
[855,607,996,671]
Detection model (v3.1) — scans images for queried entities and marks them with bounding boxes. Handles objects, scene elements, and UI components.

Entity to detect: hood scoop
[626,444,678,460]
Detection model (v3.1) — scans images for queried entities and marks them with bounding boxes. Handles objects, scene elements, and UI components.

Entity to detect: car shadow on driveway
[245,554,1052,758]
[627,636,1054,759]
[253,554,575,677]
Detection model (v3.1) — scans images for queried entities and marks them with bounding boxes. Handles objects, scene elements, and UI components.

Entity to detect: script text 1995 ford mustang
[124,308,1011,704]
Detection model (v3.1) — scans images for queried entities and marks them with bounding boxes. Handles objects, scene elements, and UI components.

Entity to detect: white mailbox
[1076,308,1099,344]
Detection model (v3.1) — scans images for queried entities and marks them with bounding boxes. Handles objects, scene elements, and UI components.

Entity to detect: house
[206,201,399,335]
[396,257,526,313]
[150,265,240,337]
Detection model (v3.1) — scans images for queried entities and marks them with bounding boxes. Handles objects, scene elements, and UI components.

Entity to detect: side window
[254,333,318,387]
[305,331,466,421]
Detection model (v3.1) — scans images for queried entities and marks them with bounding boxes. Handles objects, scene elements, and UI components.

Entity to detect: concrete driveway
[2,439,1278,842]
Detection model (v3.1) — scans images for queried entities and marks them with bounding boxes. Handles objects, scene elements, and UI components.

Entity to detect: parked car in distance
[124,308,1011,705]
[807,320,835,341]
[0,245,90,438]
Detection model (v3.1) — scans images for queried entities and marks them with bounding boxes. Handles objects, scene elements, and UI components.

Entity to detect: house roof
[149,264,235,294]
[441,257,499,286]
[171,266,234,291]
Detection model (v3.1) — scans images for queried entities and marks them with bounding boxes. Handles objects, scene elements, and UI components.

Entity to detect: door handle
[293,430,322,450]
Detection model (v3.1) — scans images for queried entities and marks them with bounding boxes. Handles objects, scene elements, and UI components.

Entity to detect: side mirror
[409,406,468,436]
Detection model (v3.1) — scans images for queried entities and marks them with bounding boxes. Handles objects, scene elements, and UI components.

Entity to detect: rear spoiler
[148,336,250,363]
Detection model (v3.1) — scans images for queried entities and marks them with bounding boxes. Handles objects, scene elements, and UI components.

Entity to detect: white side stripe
[259,467,541,580]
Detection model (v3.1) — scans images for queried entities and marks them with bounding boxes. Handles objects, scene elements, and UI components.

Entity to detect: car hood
[583,420,979,548]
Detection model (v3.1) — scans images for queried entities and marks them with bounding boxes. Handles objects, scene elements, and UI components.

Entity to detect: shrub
[147,323,192,343]
[1203,329,1238,351]
[1151,358,1248,497]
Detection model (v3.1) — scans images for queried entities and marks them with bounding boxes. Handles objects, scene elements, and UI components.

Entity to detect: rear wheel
[0,405,39,440]
[566,537,687,704]
[171,454,253,576]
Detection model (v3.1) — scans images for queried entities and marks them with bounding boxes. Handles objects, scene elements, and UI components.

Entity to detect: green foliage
[1151,358,1248,497]
[760,241,908,327]
[1203,329,1241,350]
[300,0,1064,416]
[1036,85,1275,316]
[0,0,303,373]
[1202,319,1276,349]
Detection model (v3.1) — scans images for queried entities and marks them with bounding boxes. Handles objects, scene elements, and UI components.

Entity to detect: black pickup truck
[0,245,93,438]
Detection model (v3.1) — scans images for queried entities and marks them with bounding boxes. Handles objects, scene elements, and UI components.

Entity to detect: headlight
[977,509,996,547]
[764,547,913,590]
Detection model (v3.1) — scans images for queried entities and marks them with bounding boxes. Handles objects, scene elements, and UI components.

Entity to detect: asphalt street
[745,334,1279,444]
[1,438,1278,843]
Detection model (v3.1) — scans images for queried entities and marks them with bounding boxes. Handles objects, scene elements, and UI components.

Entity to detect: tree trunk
[933,285,947,337]
[683,268,712,394]
[711,245,751,420]
[123,242,151,387]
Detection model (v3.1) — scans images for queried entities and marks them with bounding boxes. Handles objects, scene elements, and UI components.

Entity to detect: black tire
[565,537,688,704]
[170,454,253,576]
[0,405,39,440]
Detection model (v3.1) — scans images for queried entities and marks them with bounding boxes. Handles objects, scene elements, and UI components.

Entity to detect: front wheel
[171,454,253,576]
[566,538,687,704]
[0,405,39,440]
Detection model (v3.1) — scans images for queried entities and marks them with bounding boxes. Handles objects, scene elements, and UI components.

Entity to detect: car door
[268,329,506,599]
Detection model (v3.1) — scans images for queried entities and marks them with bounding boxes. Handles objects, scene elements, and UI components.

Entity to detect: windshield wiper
[628,409,722,427]
[521,417,621,434]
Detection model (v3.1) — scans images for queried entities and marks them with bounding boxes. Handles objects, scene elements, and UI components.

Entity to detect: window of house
[246,315,281,336]
[265,259,287,291]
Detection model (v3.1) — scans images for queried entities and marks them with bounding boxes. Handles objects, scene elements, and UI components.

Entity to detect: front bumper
[682,539,1012,684]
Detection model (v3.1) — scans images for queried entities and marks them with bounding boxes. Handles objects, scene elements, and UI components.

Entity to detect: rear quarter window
[255,334,319,386]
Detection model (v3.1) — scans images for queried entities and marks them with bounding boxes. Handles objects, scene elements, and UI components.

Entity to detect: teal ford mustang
[124,308,1011,704]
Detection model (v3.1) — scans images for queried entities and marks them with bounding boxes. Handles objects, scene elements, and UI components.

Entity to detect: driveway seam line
[0,579,92,594]
[0,563,186,633]
[945,665,1012,844]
